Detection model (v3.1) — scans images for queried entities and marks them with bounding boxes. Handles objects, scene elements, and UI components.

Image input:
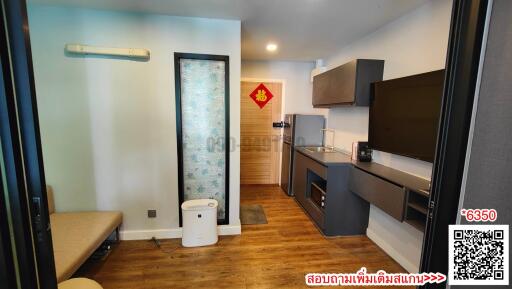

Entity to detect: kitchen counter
[294,147,352,166]
[296,147,430,192]
[294,145,431,234]
[292,147,369,236]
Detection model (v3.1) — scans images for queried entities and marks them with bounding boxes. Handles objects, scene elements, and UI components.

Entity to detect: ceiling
[31,0,428,61]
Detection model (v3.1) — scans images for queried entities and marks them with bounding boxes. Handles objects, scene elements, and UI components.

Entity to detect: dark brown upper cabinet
[312,59,384,108]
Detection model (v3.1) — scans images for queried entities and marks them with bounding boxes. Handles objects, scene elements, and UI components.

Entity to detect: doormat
[240,204,268,225]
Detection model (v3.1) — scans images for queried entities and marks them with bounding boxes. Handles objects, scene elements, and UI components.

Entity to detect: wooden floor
[78,185,410,289]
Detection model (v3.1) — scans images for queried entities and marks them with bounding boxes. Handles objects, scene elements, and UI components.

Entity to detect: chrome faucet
[321,128,335,150]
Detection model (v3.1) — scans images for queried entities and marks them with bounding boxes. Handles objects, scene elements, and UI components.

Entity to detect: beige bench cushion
[51,211,122,282]
[58,278,103,289]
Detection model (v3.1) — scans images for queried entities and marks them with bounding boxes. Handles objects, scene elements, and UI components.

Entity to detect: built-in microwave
[310,181,326,210]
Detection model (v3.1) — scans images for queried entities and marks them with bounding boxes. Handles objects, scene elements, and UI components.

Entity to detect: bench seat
[47,187,122,282]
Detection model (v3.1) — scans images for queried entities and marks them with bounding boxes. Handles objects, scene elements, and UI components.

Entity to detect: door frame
[420,0,490,287]
[175,52,230,226]
[0,141,19,289]
[0,0,57,288]
[241,78,286,185]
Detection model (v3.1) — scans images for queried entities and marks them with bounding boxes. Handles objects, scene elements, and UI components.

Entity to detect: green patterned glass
[180,59,226,220]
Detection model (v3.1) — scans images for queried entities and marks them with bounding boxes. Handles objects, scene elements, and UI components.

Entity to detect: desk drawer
[349,167,405,221]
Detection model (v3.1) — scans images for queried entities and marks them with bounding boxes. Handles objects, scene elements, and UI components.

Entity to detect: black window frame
[174,52,231,226]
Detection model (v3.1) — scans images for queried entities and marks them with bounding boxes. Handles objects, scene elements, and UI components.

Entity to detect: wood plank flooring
[77,185,410,289]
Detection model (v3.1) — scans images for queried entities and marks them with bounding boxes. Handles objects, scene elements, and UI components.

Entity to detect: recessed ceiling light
[266,43,278,52]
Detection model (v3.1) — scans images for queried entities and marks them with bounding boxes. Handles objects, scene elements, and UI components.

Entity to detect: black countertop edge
[352,161,431,193]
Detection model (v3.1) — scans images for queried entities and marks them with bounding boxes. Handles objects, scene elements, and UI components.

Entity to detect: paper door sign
[249,83,274,109]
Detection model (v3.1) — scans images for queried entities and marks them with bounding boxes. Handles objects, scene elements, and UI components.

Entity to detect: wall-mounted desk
[350,161,431,232]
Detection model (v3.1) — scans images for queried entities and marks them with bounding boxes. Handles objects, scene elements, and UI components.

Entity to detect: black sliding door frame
[1,0,57,288]
[0,136,19,289]
[1,3,39,288]
[174,53,230,226]
[420,0,490,287]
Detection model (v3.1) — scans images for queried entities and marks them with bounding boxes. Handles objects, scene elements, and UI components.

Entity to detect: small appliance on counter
[356,141,372,162]
[280,114,325,196]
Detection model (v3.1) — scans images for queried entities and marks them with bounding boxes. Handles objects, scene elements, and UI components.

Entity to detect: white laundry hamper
[181,199,218,247]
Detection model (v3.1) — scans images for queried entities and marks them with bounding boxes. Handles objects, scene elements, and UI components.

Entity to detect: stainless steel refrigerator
[280,114,325,196]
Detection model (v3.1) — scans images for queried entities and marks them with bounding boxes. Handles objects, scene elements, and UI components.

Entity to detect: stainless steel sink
[304,146,336,153]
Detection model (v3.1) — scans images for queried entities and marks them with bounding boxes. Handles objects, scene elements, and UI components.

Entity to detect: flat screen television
[368,69,445,162]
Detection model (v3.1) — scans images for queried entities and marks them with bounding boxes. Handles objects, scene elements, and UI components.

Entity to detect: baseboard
[366,227,419,273]
[120,221,242,241]
[218,221,242,235]
[120,228,182,240]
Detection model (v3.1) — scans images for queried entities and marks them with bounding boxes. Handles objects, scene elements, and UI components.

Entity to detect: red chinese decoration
[249,83,274,109]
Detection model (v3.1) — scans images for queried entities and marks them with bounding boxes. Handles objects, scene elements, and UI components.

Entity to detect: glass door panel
[175,54,230,224]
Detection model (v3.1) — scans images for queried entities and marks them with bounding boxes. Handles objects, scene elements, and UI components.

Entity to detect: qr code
[449,225,509,285]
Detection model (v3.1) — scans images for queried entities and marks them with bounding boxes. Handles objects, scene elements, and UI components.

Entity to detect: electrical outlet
[147,210,157,218]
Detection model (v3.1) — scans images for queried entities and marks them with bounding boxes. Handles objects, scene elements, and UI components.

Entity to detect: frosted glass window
[176,55,229,223]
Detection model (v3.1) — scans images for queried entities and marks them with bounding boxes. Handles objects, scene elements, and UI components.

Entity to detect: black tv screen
[369,69,445,162]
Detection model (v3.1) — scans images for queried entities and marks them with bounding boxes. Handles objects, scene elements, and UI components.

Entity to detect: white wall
[324,0,452,272]
[28,5,241,239]
[241,60,327,115]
